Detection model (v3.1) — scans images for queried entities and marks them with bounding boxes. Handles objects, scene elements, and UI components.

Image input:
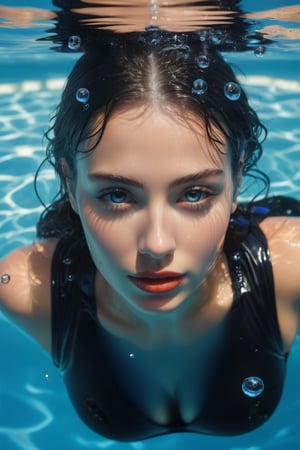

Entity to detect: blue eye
[98,188,135,212]
[184,189,206,203]
[106,190,128,204]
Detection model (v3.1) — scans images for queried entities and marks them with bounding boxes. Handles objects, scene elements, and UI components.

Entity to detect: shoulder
[0,238,59,352]
[259,216,300,347]
[259,216,300,300]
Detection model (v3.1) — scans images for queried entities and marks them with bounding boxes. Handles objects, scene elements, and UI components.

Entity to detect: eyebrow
[89,169,224,189]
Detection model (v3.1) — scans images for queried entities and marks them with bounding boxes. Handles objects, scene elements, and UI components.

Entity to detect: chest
[101,326,228,425]
[64,306,287,439]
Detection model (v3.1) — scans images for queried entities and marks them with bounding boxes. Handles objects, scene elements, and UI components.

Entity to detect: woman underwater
[1,25,300,441]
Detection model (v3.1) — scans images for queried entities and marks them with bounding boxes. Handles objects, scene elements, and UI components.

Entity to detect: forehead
[80,106,229,172]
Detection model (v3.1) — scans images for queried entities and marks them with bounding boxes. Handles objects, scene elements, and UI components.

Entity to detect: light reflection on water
[0,1,300,449]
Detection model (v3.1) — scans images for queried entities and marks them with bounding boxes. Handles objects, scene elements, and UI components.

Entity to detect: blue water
[1,2,300,449]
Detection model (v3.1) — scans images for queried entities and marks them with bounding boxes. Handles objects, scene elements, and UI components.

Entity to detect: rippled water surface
[1,1,300,449]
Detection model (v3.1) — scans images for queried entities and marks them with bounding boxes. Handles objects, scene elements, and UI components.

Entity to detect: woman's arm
[0,239,58,353]
[260,216,300,351]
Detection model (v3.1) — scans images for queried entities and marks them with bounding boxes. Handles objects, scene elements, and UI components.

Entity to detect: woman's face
[68,107,237,314]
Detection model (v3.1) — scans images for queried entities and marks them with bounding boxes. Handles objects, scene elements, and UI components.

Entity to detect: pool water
[1,1,300,449]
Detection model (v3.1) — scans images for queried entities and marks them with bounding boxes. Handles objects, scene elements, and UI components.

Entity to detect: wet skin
[66,106,237,342]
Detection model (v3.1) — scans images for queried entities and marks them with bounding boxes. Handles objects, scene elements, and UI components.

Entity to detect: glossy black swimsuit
[51,196,299,441]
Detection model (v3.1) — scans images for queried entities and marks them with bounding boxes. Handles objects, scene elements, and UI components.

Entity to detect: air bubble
[76,88,90,104]
[242,376,264,398]
[192,78,208,95]
[66,274,74,282]
[224,82,241,101]
[0,274,11,284]
[233,252,240,261]
[196,55,209,69]
[63,257,72,265]
[129,353,135,359]
[254,46,266,57]
[68,35,81,51]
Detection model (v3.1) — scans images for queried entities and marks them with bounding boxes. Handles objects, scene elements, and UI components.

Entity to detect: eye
[105,189,129,204]
[177,187,214,213]
[183,189,208,203]
[97,188,135,211]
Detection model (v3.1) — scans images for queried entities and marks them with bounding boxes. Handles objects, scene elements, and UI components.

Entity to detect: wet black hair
[36,33,268,239]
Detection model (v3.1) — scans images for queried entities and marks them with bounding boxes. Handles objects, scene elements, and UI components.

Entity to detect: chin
[132,293,186,314]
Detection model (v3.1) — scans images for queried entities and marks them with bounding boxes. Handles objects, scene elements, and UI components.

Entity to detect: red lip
[129,272,185,293]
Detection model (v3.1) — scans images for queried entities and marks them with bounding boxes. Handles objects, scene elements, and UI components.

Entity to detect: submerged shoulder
[258,216,300,350]
[259,215,300,261]
[259,216,300,292]
[259,216,300,331]
[259,215,300,237]
[0,239,59,350]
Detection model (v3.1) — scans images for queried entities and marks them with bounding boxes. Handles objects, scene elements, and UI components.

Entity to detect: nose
[138,205,176,259]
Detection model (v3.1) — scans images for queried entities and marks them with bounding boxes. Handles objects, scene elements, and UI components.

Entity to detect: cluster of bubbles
[67,32,266,55]
[192,53,209,96]
[0,274,11,284]
[62,257,74,282]
[192,53,241,101]
[70,31,261,105]
[242,376,265,398]
[192,79,241,100]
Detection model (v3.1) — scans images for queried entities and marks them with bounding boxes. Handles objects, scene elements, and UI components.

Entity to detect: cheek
[181,203,231,265]
[78,201,135,265]
[205,208,230,247]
